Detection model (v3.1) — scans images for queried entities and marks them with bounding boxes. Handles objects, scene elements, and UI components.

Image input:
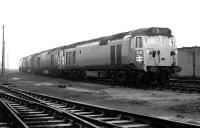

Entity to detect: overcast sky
[0,0,200,69]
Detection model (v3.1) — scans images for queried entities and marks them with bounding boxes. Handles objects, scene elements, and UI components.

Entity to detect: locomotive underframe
[146,66,178,84]
[20,64,178,85]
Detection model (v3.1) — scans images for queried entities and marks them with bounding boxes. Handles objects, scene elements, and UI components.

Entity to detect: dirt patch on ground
[2,71,200,125]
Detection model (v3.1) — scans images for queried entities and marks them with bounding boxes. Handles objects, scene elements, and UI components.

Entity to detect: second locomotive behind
[19,27,181,84]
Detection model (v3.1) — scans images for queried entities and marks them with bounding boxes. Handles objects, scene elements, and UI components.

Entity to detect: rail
[0,85,199,128]
[0,91,99,128]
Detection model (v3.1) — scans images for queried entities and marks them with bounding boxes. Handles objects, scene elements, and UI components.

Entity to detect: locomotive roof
[61,27,172,49]
[22,27,172,59]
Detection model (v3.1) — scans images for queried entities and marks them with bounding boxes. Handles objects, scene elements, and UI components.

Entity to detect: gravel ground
[1,71,200,125]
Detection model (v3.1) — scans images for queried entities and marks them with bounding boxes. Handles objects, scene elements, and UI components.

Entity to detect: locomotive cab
[144,35,178,83]
[129,27,179,83]
[144,36,177,67]
[130,35,177,68]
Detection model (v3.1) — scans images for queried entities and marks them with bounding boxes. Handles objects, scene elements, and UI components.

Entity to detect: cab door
[129,36,144,64]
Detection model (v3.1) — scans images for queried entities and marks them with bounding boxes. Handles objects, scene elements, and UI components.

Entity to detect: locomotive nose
[146,47,172,66]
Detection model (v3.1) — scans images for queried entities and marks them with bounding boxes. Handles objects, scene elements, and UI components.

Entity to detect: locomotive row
[19,27,180,84]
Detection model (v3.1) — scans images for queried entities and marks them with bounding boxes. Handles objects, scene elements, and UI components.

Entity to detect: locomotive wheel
[135,72,144,86]
[118,73,127,85]
[143,73,151,86]
[157,72,169,84]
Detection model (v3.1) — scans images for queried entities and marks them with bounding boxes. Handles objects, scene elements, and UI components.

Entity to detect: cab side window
[136,37,143,48]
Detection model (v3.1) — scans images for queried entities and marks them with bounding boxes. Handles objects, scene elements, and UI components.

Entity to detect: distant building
[178,46,200,78]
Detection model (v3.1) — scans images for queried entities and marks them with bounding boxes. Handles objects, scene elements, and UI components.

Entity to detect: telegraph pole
[2,25,5,77]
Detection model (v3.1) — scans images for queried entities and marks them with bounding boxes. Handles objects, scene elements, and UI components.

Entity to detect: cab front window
[146,37,160,46]
[146,36,174,47]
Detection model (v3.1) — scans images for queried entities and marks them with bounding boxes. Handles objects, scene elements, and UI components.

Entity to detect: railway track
[158,84,200,93]
[153,79,200,93]
[0,85,199,128]
[74,77,200,94]
[0,97,28,128]
[0,90,99,128]
[169,79,200,93]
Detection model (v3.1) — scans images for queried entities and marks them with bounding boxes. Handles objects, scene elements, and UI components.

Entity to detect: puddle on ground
[34,82,53,86]
[11,77,22,80]
[17,81,36,84]
[66,87,98,93]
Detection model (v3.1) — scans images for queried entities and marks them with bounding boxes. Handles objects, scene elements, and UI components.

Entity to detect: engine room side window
[73,51,76,64]
[51,55,54,66]
[135,37,143,48]
[37,57,40,66]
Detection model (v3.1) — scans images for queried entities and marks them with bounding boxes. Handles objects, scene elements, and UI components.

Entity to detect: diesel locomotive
[19,27,181,84]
